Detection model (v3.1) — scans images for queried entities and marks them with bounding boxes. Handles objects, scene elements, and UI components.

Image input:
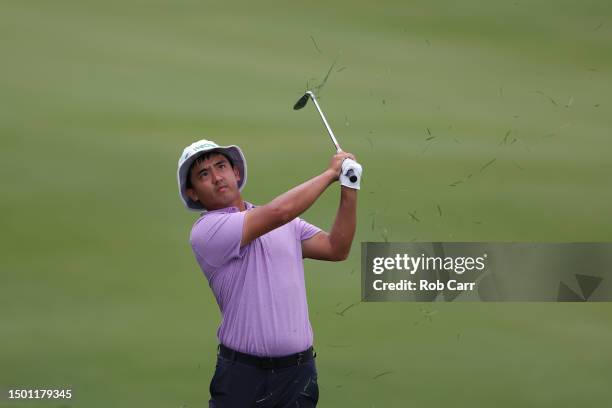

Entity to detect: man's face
[186,153,242,210]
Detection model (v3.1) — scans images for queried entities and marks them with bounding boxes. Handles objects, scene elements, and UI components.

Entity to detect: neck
[202,195,247,212]
[231,196,247,211]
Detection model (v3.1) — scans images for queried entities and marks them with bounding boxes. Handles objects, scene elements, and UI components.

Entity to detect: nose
[210,168,223,184]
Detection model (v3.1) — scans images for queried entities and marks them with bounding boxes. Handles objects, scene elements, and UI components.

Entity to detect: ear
[233,166,241,181]
[186,188,199,202]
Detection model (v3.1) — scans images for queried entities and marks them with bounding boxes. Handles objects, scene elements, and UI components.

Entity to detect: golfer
[177,139,362,407]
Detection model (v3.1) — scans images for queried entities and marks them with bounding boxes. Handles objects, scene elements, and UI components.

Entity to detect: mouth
[217,186,229,192]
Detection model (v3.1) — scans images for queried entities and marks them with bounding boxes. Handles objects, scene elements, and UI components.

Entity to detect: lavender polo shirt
[190,201,321,357]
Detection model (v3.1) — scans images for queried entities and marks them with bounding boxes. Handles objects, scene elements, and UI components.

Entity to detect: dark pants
[209,353,319,407]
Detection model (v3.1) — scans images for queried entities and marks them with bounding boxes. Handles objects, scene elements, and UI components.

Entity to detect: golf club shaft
[302,91,357,183]
[306,91,342,153]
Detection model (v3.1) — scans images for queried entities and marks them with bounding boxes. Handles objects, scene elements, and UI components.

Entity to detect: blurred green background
[2,0,611,406]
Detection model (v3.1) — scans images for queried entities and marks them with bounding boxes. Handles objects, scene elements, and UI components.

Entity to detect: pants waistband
[218,344,315,369]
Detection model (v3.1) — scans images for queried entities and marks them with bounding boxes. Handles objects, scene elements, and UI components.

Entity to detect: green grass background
[2,0,611,406]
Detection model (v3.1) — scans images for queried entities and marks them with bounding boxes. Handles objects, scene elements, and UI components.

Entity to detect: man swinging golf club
[177,135,362,407]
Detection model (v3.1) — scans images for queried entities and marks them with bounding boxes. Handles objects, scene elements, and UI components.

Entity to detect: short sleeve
[190,212,245,269]
[295,217,322,241]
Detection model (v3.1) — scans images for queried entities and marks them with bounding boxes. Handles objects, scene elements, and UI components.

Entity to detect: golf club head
[293,93,310,110]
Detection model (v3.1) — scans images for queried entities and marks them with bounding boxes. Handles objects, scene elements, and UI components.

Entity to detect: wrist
[341,185,358,198]
[323,169,338,184]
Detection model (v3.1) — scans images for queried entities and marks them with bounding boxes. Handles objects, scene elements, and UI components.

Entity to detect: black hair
[185,151,234,189]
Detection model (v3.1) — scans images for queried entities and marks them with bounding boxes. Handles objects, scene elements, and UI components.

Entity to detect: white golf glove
[340,158,362,190]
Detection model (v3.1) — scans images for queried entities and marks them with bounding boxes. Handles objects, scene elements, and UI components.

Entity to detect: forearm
[268,170,336,223]
[328,186,357,258]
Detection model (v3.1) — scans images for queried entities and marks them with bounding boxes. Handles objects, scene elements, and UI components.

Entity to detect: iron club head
[293,91,316,110]
[293,93,310,110]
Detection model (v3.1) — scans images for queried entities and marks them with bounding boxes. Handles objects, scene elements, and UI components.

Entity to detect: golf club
[293,91,358,183]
